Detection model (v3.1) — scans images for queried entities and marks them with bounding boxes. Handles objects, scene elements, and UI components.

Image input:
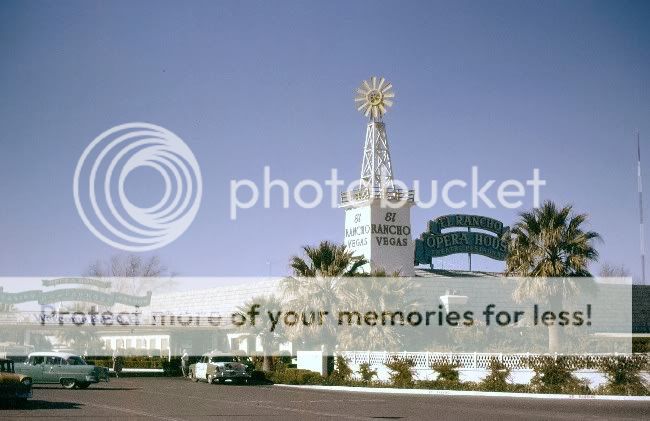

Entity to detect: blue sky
[1,1,649,279]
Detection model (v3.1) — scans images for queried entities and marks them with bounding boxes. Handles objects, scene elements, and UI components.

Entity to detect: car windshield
[0,361,13,373]
[210,356,236,363]
[66,356,87,365]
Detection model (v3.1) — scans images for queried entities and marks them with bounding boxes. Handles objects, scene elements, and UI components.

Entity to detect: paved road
[1,377,648,420]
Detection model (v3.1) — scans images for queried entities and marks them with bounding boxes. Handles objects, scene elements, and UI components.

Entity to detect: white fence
[337,351,631,370]
[335,351,649,386]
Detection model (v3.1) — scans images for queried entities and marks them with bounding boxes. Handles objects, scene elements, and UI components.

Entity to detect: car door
[25,355,46,383]
[43,356,64,383]
[195,355,207,379]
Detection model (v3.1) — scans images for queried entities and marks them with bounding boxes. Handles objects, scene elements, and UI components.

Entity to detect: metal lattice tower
[360,121,395,191]
[341,76,413,206]
[354,76,396,192]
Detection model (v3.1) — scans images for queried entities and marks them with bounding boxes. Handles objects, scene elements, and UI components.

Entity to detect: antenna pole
[638,131,646,285]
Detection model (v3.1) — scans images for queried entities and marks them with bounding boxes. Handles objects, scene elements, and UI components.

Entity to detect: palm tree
[289,241,368,277]
[56,302,105,354]
[338,276,415,351]
[236,295,285,372]
[504,201,601,352]
[282,242,367,371]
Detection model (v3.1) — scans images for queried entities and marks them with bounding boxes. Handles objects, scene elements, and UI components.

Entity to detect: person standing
[181,349,189,378]
[112,348,123,378]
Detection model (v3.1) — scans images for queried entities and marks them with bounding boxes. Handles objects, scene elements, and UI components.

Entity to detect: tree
[236,295,285,372]
[338,276,414,351]
[504,201,601,352]
[289,241,367,278]
[56,302,105,354]
[85,254,173,296]
[282,242,367,372]
[599,263,631,278]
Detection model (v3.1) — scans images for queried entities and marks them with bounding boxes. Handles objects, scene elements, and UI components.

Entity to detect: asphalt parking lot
[1,377,648,420]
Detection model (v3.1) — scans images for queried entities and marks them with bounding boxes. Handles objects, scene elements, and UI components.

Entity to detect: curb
[275,384,650,401]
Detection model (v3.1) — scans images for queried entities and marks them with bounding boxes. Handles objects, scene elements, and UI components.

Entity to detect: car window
[0,361,11,372]
[30,356,45,365]
[210,356,236,363]
[46,356,63,365]
[66,356,87,365]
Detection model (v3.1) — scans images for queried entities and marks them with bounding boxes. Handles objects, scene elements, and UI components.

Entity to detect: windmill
[341,76,415,276]
[353,77,398,193]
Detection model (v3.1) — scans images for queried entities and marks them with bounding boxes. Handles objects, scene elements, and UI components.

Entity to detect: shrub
[479,358,511,392]
[330,356,353,382]
[431,360,460,382]
[524,356,590,394]
[358,363,377,384]
[593,355,649,396]
[385,358,415,388]
[425,359,464,390]
[270,368,324,385]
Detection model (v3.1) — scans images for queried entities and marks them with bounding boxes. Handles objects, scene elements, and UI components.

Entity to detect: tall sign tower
[341,76,415,276]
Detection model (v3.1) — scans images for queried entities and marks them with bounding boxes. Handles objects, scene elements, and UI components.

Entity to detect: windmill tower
[340,76,415,276]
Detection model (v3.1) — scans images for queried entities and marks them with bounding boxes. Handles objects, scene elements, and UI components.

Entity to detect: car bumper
[216,371,251,379]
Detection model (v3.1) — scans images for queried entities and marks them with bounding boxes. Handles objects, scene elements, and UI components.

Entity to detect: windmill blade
[355,76,394,119]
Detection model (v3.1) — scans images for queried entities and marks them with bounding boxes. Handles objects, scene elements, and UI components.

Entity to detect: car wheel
[61,379,77,389]
[77,382,91,389]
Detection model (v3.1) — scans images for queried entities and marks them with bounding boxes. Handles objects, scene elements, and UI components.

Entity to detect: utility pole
[638,131,646,285]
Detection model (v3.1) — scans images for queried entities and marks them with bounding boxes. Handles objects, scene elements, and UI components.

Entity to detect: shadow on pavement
[0,400,82,410]
[33,386,139,391]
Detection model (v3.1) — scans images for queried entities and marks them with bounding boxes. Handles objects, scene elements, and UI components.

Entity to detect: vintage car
[15,352,109,389]
[189,351,251,384]
[0,358,32,404]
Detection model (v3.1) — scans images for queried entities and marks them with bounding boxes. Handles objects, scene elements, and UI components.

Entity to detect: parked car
[0,358,32,404]
[15,352,109,389]
[189,351,251,384]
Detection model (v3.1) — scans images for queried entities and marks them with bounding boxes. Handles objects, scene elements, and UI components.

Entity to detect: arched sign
[414,214,509,265]
[0,287,152,307]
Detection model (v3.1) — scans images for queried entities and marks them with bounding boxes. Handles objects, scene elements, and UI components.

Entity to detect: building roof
[27,351,79,359]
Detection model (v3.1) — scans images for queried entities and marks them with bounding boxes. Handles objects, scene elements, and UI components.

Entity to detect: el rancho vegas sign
[414,214,509,264]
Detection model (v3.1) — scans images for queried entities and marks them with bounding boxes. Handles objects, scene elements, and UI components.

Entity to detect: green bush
[431,360,460,382]
[632,338,649,353]
[358,362,377,383]
[524,356,590,394]
[87,356,167,369]
[479,358,511,392]
[330,356,353,382]
[385,358,415,388]
[270,368,324,385]
[593,355,649,396]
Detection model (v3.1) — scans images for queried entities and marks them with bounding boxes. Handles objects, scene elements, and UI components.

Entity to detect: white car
[189,352,251,384]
